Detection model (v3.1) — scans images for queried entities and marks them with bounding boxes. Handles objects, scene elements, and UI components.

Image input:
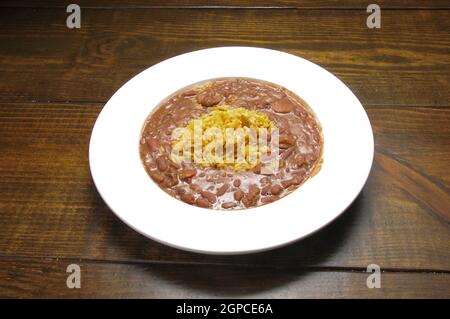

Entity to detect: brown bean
[196,90,222,107]
[234,190,244,201]
[296,155,306,167]
[281,147,294,160]
[270,184,283,195]
[261,185,271,195]
[281,176,302,188]
[156,156,168,171]
[222,202,237,209]
[181,89,198,97]
[174,186,186,195]
[216,184,230,196]
[146,138,159,152]
[233,99,249,108]
[259,177,271,185]
[279,134,295,149]
[168,160,180,170]
[233,179,241,187]
[149,171,165,183]
[242,194,259,208]
[294,170,306,181]
[145,161,157,170]
[163,144,172,154]
[281,179,292,188]
[291,176,302,185]
[252,163,262,174]
[179,168,197,180]
[196,198,212,208]
[248,184,260,196]
[201,191,217,204]
[162,174,178,187]
[189,184,202,193]
[261,196,279,204]
[180,193,196,205]
[271,98,294,113]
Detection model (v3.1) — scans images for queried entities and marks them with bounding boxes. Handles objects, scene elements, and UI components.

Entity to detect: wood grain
[0,8,448,106]
[0,258,449,298]
[0,102,448,271]
[0,3,449,297]
[1,1,449,9]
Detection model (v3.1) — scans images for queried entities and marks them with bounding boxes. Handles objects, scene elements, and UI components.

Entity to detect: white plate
[89,47,374,254]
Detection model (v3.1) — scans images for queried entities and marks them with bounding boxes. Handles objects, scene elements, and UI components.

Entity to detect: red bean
[216,184,229,196]
[242,194,259,208]
[281,147,294,160]
[296,155,306,167]
[279,134,295,149]
[156,156,168,171]
[270,184,283,195]
[180,193,196,205]
[261,196,279,204]
[248,184,260,196]
[162,174,178,187]
[189,184,202,193]
[196,198,212,208]
[179,169,197,180]
[222,202,237,209]
[196,90,222,107]
[233,179,241,187]
[252,163,262,174]
[146,138,159,152]
[167,159,179,169]
[271,98,294,113]
[181,90,198,97]
[281,179,292,188]
[174,186,186,195]
[281,176,301,188]
[234,190,244,201]
[149,171,165,183]
[291,176,301,185]
[201,191,217,204]
[261,185,271,195]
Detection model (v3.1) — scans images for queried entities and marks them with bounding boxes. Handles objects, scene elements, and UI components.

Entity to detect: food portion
[140,78,323,210]
[171,105,276,171]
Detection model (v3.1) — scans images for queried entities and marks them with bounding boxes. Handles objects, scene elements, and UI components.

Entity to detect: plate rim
[89,46,374,255]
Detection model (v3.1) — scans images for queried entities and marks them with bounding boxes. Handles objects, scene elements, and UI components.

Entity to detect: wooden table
[0,0,449,298]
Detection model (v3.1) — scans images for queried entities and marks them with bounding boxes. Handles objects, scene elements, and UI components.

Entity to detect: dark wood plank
[0,8,448,106]
[0,258,449,298]
[0,102,449,270]
[369,106,450,185]
[0,0,449,9]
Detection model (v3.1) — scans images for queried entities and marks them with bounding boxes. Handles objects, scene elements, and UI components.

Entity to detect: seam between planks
[0,254,449,274]
[0,5,449,10]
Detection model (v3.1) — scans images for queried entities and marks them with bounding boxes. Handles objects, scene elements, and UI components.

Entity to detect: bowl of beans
[89,47,373,254]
